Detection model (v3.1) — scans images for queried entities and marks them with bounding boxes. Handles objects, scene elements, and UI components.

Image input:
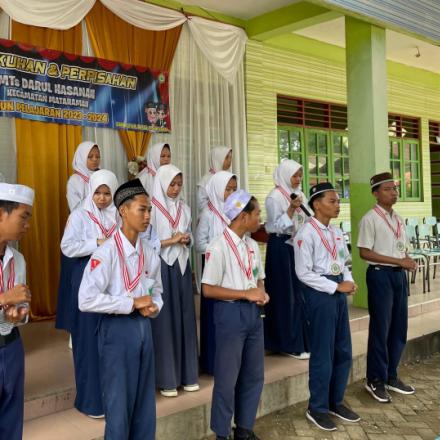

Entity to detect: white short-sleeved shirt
[294,218,353,294]
[66,174,89,212]
[78,230,163,316]
[0,246,28,335]
[357,205,406,266]
[202,227,265,292]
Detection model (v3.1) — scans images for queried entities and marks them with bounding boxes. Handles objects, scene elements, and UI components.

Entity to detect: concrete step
[23,306,440,440]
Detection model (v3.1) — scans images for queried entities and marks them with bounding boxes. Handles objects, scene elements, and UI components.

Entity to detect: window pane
[342,136,349,156]
[411,162,419,179]
[391,141,400,160]
[412,180,420,198]
[404,143,410,161]
[308,155,317,174]
[279,130,289,159]
[308,134,317,154]
[318,156,328,175]
[343,157,350,174]
[309,177,318,187]
[410,143,418,161]
[392,160,401,178]
[318,133,327,154]
[292,153,302,164]
[291,131,302,154]
[335,179,343,198]
[334,157,342,175]
[344,178,350,198]
[333,134,342,155]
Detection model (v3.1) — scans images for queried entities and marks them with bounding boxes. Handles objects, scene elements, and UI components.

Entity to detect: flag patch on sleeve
[297,240,302,248]
[205,252,211,261]
[90,259,101,271]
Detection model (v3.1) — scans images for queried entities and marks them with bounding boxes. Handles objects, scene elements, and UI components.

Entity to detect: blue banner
[0,38,171,133]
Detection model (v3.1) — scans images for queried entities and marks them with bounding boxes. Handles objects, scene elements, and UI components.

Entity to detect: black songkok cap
[370,172,394,189]
[309,182,335,201]
[113,178,147,209]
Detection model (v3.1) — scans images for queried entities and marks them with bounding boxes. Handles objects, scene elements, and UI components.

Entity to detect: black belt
[0,327,19,348]
[370,265,403,272]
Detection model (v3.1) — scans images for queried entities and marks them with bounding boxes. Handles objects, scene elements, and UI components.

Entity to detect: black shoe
[329,404,361,422]
[216,437,232,440]
[365,379,392,403]
[306,410,337,431]
[386,378,415,395]
[234,427,261,440]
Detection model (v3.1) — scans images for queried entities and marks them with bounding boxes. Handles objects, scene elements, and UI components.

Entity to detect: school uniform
[137,142,170,196]
[79,228,163,440]
[0,247,27,440]
[295,217,352,415]
[195,171,237,375]
[0,183,34,440]
[60,170,118,417]
[264,160,309,356]
[202,225,265,438]
[358,204,408,385]
[197,146,232,212]
[151,164,198,391]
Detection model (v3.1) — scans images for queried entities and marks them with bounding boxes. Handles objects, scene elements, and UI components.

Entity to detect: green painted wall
[245,36,440,225]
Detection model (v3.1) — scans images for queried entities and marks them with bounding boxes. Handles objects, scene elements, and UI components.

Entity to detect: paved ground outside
[206,353,440,440]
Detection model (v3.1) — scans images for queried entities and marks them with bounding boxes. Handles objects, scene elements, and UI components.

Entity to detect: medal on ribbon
[373,206,404,253]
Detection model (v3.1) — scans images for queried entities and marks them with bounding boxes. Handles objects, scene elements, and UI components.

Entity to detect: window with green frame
[388,114,421,200]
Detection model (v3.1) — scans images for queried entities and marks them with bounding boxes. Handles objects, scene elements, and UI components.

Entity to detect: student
[137,142,171,196]
[358,172,417,403]
[202,190,269,440]
[264,159,310,359]
[60,169,119,417]
[78,178,163,440]
[295,182,360,432]
[0,182,34,440]
[151,164,199,397]
[197,146,233,212]
[195,171,238,375]
[66,141,101,212]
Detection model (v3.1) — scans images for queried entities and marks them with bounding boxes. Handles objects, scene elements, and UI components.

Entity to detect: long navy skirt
[55,253,76,332]
[264,234,309,354]
[70,256,103,416]
[151,258,199,389]
[199,255,216,375]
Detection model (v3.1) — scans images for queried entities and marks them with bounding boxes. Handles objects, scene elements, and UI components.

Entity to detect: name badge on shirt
[396,241,405,252]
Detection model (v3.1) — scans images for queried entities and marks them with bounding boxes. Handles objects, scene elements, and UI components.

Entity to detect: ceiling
[182,0,299,20]
[295,17,440,74]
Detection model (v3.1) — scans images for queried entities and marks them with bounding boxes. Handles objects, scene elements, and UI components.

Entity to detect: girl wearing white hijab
[58,169,119,417]
[137,142,171,195]
[197,146,232,212]
[150,164,199,397]
[195,171,238,375]
[66,141,101,212]
[264,159,310,360]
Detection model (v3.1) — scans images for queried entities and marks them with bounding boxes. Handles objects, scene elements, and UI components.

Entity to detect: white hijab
[81,169,119,236]
[205,171,237,238]
[198,146,232,187]
[268,159,309,211]
[151,164,191,273]
[137,142,170,195]
[72,141,99,180]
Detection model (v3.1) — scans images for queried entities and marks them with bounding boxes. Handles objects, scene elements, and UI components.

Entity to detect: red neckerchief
[152,197,183,231]
[223,229,252,280]
[86,211,117,238]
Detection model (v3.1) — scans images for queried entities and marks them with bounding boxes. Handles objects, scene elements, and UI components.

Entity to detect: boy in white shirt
[202,189,269,440]
[78,179,163,440]
[0,183,34,440]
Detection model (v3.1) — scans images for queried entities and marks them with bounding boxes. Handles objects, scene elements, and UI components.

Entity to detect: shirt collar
[375,204,395,219]
[311,217,332,230]
[118,229,142,257]
[226,227,247,247]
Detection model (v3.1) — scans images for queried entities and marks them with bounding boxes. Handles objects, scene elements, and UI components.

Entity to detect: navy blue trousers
[264,234,309,354]
[98,312,156,440]
[55,252,76,332]
[302,276,352,413]
[211,301,264,438]
[200,255,216,375]
[366,266,408,382]
[0,332,24,440]
[151,259,198,389]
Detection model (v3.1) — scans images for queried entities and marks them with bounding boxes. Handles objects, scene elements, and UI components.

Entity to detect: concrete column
[345,17,389,307]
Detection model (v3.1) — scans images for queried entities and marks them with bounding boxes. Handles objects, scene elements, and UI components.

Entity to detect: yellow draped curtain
[11,22,82,319]
[85,1,182,159]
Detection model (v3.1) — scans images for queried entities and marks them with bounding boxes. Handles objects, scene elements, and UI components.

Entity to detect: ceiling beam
[246,1,341,41]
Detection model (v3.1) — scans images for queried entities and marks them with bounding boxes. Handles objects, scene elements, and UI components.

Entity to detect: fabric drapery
[12,21,82,319]
[0,0,247,83]
[85,1,182,160]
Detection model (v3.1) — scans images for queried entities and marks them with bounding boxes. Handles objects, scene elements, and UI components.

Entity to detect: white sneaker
[68,335,72,350]
[88,414,105,419]
[183,384,200,392]
[282,352,310,360]
[160,388,178,397]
